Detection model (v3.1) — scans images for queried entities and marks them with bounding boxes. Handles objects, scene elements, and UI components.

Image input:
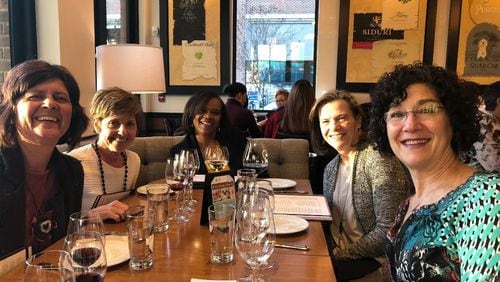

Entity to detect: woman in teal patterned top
[370,62,499,281]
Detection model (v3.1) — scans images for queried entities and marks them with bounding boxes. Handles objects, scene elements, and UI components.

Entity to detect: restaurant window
[94,0,138,46]
[235,0,318,110]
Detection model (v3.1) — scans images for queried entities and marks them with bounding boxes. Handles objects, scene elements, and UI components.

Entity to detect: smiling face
[193,97,222,138]
[15,79,73,146]
[319,99,361,156]
[386,83,453,170]
[95,113,137,152]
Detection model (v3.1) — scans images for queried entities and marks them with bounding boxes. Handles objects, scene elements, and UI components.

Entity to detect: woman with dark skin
[0,60,88,258]
[171,91,246,176]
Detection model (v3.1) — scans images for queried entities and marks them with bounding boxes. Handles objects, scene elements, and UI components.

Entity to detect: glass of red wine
[63,231,107,282]
[165,156,189,223]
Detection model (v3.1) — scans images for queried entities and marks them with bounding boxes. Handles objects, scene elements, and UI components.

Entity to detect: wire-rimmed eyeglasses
[384,102,446,124]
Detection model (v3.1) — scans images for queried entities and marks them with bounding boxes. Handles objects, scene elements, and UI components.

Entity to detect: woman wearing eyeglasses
[370,63,499,281]
[309,90,412,281]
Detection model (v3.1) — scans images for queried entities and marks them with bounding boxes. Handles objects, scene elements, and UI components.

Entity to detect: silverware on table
[274,190,309,194]
[275,243,310,251]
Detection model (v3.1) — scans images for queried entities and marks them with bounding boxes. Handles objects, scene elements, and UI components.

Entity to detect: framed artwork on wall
[446,0,500,86]
[336,0,437,93]
[160,0,230,94]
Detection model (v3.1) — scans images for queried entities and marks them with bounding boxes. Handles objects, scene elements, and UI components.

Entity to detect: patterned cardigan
[323,142,412,261]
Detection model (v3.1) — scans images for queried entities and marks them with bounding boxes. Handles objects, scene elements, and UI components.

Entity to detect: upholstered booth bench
[127,136,310,187]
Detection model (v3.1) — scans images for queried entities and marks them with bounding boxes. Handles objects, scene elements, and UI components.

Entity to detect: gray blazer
[324,142,412,261]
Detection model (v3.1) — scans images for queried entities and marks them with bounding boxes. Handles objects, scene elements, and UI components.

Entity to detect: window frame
[231,0,319,112]
[94,0,139,47]
[9,0,37,66]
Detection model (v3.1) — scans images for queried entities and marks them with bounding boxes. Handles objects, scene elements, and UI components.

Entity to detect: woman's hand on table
[92,200,130,222]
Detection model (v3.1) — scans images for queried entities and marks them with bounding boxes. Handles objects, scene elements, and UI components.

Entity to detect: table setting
[1,146,335,281]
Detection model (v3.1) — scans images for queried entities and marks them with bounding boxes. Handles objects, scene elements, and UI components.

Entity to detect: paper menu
[273,195,332,221]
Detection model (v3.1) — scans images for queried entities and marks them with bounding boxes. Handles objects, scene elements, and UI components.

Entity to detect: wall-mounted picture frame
[160,0,230,95]
[446,0,499,86]
[336,0,437,93]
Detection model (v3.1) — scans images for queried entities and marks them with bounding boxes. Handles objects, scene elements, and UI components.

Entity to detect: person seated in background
[171,91,246,176]
[370,62,499,281]
[0,60,89,258]
[68,87,142,222]
[223,82,262,138]
[257,88,289,130]
[463,81,499,172]
[264,79,315,139]
[309,90,412,281]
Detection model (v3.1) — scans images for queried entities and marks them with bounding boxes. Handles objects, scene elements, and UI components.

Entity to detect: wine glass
[165,156,189,223]
[252,179,276,271]
[243,140,268,176]
[24,250,75,282]
[179,149,200,209]
[67,210,104,237]
[204,145,229,173]
[235,192,276,282]
[63,231,107,282]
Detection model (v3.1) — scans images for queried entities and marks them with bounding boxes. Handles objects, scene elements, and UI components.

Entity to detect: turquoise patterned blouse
[385,172,499,282]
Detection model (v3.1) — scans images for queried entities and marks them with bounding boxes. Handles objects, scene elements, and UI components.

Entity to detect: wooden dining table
[1,179,336,282]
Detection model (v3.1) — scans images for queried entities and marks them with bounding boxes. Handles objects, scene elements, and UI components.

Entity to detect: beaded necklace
[92,140,128,194]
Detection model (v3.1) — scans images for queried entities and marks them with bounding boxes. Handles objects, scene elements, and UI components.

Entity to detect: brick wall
[0,0,9,86]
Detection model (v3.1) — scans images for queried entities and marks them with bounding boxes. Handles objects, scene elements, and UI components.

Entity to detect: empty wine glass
[243,140,268,176]
[24,250,75,282]
[67,210,104,237]
[63,231,107,282]
[204,145,229,173]
[235,192,276,282]
[166,156,189,223]
[179,149,200,209]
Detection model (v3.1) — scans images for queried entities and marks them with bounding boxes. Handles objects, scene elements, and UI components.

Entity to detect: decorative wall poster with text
[381,0,420,30]
[456,0,500,82]
[182,40,218,80]
[352,13,405,49]
[346,0,427,84]
[173,0,206,45]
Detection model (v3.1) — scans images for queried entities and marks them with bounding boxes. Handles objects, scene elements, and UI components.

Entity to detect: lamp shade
[96,44,166,94]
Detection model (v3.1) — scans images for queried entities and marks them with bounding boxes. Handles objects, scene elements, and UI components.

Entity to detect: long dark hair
[281,79,315,134]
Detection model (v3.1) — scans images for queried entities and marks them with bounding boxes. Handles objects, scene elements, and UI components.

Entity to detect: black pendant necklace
[92,140,128,194]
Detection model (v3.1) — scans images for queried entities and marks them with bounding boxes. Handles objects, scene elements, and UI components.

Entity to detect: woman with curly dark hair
[369,62,499,281]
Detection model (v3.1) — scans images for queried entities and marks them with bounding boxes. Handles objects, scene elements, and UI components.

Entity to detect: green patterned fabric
[386,172,499,281]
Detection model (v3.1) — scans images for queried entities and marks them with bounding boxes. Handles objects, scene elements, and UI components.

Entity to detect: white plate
[136,183,173,195]
[262,178,297,190]
[271,214,309,235]
[105,235,130,266]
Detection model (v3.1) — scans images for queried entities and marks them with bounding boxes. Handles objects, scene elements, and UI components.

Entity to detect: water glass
[208,203,236,264]
[236,168,257,192]
[147,185,169,232]
[126,206,154,271]
[24,250,75,282]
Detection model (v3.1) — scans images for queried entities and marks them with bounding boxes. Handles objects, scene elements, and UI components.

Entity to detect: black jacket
[0,146,84,259]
